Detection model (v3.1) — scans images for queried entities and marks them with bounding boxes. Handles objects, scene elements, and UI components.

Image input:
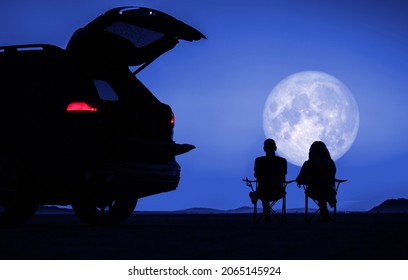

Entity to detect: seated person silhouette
[296,141,336,222]
[252,139,287,222]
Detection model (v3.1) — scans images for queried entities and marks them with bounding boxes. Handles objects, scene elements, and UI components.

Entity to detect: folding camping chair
[301,179,347,222]
[243,178,295,223]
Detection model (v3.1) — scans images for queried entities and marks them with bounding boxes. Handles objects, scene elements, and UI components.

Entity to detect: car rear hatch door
[65,6,205,66]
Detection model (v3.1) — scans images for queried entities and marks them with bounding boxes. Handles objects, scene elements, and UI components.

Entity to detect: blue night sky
[1,0,408,212]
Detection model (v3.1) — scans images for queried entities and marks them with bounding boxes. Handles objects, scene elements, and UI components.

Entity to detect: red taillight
[171,113,175,127]
[66,102,98,112]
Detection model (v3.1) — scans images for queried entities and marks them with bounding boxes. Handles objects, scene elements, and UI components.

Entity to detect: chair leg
[305,195,325,222]
[253,200,258,222]
[305,194,308,222]
[265,199,286,223]
[281,196,286,223]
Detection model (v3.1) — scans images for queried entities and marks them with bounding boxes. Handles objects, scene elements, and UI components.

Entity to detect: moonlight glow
[263,71,359,166]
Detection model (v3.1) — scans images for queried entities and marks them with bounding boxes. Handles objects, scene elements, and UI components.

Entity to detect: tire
[72,197,137,225]
[0,151,38,226]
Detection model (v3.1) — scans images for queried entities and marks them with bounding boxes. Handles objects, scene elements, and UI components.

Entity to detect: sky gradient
[1,0,408,211]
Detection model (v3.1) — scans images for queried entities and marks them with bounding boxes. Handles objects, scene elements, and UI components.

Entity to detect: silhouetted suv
[0,7,204,225]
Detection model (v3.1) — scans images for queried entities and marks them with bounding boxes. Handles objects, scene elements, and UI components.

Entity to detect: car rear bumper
[85,159,181,198]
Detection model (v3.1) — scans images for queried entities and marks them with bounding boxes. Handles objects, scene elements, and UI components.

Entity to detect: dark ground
[0,212,407,260]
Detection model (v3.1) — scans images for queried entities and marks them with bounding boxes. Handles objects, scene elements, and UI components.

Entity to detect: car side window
[94,80,119,101]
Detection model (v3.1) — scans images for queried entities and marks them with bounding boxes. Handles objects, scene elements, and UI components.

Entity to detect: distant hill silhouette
[36,205,73,214]
[34,201,408,215]
[172,207,225,214]
[171,206,317,214]
[36,205,318,214]
[369,198,408,213]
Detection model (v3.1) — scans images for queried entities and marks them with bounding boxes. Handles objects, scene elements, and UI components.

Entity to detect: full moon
[263,71,359,166]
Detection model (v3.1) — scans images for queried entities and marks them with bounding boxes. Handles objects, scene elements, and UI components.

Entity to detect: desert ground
[0,212,407,260]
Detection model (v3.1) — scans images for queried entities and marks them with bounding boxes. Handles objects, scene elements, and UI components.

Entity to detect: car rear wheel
[0,151,38,226]
[72,197,137,225]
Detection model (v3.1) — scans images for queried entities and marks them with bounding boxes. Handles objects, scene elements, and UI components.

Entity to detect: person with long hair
[296,141,336,222]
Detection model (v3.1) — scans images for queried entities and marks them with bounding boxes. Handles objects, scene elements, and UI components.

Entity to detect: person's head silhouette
[263,138,277,154]
[309,141,331,161]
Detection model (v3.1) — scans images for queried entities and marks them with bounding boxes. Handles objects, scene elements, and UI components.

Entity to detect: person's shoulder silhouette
[297,141,335,187]
[254,139,287,182]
